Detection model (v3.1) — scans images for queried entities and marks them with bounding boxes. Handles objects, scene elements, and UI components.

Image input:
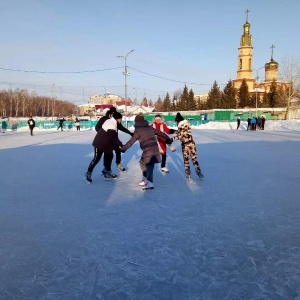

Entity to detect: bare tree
[279,56,300,106]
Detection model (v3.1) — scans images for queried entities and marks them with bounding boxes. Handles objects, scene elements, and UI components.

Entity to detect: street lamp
[253,67,264,117]
[117,49,134,115]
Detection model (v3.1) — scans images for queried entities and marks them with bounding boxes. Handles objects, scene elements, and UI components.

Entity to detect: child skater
[170,112,204,181]
[120,114,171,190]
[151,114,176,173]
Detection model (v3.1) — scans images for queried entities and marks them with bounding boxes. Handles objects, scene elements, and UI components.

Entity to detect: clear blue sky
[0,0,299,104]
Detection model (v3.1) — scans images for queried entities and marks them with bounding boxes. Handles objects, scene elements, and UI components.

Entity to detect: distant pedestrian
[236,117,241,130]
[27,116,35,136]
[57,118,65,131]
[261,115,266,130]
[1,119,8,133]
[75,118,80,131]
[247,117,251,130]
[251,117,256,130]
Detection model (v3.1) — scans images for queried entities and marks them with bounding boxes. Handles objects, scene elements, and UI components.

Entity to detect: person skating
[27,116,35,136]
[236,117,241,130]
[84,112,124,183]
[120,114,171,190]
[151,114,176,172]
[95,107,132,172]
[170,112,204,181]
[75,118,80,131]
[57,118,65,131]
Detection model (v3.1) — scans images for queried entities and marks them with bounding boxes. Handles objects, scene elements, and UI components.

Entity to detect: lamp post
[253,67,264,117]
[117,49,134,115]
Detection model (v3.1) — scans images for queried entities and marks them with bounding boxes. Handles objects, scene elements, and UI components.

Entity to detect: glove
[165,138,172,145]
[169,129,176,134]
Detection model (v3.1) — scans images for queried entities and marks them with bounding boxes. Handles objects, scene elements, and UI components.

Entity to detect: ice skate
[186,174,191,182]
[196,170,204,180]
[117,163,126,172]
[84,172,92,184]
[103,170,117,180]
[161,167,169,173]
[141,181,154,191]
[139,177,147,186]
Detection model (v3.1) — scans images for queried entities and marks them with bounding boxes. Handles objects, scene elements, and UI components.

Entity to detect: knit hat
[155,114,162,119]
[135,113,144,122]
[113,112,123,120]
[175,112,184,123]
[110,107,117,113]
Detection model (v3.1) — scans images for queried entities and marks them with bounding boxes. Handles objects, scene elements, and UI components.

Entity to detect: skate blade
[141,187,154,191]
[103,177,117,181]
[83,177,91,184]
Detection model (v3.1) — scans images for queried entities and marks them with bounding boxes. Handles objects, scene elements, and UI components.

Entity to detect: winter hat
[113,112,123,120]
[134,113,144,122]
[109,107,117,113]
[175,112,184,123]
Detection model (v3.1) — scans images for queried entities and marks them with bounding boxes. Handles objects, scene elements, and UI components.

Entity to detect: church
[232,10,290,103]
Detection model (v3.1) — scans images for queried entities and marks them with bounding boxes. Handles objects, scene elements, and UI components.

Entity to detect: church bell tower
[233,9,255,91]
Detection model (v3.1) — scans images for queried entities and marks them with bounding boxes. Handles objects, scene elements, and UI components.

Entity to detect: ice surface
[1,121,300,299]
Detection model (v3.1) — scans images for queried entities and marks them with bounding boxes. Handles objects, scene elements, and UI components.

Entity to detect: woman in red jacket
[151,114,175,173]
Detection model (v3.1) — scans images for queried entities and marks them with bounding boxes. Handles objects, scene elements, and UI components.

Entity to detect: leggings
[88,148,113,173]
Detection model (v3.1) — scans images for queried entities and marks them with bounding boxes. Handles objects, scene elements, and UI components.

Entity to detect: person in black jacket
[57,118,65,131]
[95,107,132,172]
[27,116,35,136]
[84,112,124,183]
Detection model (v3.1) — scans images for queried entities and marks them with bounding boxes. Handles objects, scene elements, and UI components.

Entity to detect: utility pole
[117,49,134,115]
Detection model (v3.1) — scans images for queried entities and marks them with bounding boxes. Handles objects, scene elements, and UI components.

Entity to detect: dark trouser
[161,153,166,168]
[76,126,80,131]
[113,144,122,164]
[29,126,34,136]
[88,148,113,173]
[57,125,63,131]
[140,162,155,183]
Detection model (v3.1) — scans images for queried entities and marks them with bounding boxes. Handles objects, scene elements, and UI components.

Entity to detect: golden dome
[265,58,278,69]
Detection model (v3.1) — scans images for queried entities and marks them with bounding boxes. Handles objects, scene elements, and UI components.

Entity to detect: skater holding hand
[170,112,204,181]
[151,114,176,173]
[121,114,171,190]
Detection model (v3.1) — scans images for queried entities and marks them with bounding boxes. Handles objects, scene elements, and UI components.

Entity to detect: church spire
[240,9,252,47]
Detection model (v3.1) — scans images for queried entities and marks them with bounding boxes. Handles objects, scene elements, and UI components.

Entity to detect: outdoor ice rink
[1,127,300,300]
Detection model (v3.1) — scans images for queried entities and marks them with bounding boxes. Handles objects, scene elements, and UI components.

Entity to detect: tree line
[152,78,293,112]
[0,89,77,118]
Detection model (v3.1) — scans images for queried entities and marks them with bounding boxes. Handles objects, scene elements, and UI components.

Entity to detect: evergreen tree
[178,85,189,110]
[221,80,236,109]
[188,89,196,111]
[268,79,278,108]
[206,81,222,109]
[237,79,250,108]
[154,96,163,111]
[162,93,172,112]
[261,92,269,107]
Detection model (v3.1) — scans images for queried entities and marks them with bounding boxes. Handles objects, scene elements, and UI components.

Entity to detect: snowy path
[1,128,300,299]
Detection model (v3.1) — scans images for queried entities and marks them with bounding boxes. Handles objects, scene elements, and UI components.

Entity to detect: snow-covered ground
[1,120,300,299]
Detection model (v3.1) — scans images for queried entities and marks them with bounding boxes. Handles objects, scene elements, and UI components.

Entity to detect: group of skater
[236,116,266,131]
[84,107,204,190]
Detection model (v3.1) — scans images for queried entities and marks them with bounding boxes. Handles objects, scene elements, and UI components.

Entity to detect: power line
[0,66,123,74]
